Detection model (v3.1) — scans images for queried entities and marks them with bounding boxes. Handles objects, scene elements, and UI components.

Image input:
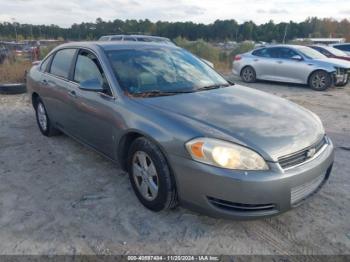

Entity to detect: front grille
[278,136,327,169]
[291,174,325,206]
[207,197,276,212]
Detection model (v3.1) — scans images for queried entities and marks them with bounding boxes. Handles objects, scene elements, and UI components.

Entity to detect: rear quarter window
[50,49,76,79]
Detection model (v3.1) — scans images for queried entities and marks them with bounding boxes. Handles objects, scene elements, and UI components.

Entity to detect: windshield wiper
[196,84,231,91]
[131,90,194,97]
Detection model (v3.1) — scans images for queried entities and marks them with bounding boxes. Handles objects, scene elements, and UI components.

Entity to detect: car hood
[138,85,325,161]
[139,85,324,161]
[315,58,350,68]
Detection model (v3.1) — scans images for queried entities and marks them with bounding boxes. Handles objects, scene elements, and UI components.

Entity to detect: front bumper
[332,69,350,86]
[169,139,334,219]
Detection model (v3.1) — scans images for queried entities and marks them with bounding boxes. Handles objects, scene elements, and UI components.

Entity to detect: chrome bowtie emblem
[306,148,316,158]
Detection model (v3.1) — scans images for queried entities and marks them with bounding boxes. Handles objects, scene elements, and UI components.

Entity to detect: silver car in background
[233,45,350,91]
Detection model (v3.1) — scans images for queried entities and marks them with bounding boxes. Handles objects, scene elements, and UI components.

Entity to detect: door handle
[253,59,259,62]
[68,90,77,98]
[277,61,283,64]
[42,79,48,86]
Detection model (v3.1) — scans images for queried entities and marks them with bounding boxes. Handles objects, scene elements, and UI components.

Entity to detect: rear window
[50,49,76,78]
[252,48,270,57]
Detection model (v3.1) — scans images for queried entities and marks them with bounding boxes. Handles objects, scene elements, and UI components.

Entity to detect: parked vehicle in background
[331,43,350,55]
[233,45,350,91]
[0,45,10,64]
[309,45,350,61]
[99,34,175,46]
[99,34,215,68]
[27,41,334,219]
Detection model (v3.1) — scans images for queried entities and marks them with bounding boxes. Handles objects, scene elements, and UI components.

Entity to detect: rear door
[68,49,117,158]
[41,48,78,130]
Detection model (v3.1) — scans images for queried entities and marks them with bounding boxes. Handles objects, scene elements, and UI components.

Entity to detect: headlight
[185,138,268,170]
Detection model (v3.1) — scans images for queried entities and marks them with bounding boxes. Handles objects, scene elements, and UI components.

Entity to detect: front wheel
[241,66,256,83]
[309,71,332,91]
[127,137,178,212]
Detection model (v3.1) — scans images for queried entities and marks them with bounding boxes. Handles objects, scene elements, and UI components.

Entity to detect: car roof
[54,41,179,52]
[101,34,170,40]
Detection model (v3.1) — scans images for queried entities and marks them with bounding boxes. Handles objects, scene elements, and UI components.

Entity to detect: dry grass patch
[0,61,31,84]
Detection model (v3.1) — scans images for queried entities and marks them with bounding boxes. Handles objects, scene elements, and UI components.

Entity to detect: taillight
[234,55,242,61]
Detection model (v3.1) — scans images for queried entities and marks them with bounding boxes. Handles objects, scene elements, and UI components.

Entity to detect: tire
[34,98,61,137]
[0,83,26,94]
[127,137,178,212]
[308,70,332,91]
[241,66,256,83]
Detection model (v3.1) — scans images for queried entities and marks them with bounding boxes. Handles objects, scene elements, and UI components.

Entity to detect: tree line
[0,17,349,43]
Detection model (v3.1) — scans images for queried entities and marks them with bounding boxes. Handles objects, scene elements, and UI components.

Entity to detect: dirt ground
[0,78,349,255]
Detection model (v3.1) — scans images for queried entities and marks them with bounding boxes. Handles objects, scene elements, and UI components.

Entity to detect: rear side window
[99,36,109,41]
[50,49,76,78]
[111,36,123,41]
[252,48,270,57]
[278,48,298,59]
[124,36,137,41]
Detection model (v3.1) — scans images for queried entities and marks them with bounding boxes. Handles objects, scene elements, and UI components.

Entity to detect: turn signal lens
[190,142,204,158]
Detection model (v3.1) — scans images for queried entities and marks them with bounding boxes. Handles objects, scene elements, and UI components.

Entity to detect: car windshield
[296,46,327,59]
[324,46,348,56]
[106,48,229,95]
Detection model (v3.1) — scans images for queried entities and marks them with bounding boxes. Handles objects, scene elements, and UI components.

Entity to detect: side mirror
[79,78,104,92]
[291,55,303,61]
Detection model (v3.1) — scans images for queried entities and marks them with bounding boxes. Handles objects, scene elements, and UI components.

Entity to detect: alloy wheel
[311,72,327,90]
[132,151,159,201]
[242,67,255,82]
[37,103,48,131]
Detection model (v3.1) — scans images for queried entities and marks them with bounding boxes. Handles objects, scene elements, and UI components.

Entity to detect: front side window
[74,50,111,94]
[106,48,228,95]
[50,49,76,78]
[278,48,298,59]
[40,55,52,72]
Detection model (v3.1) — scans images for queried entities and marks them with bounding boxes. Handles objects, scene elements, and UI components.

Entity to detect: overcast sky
[0,0,349,27]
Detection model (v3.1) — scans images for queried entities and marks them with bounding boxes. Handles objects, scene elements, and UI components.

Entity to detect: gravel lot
[0,78,349,255]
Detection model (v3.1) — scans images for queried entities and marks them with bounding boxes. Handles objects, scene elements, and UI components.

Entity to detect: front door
[68,49,117,158]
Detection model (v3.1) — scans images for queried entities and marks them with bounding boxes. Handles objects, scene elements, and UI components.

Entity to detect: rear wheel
[127,137,178,211]
[34,98,60,137]
[241,66,256,83]
[309,70,332,91]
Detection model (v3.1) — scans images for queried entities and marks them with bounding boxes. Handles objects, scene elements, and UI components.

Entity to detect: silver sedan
[232,45,350,91]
